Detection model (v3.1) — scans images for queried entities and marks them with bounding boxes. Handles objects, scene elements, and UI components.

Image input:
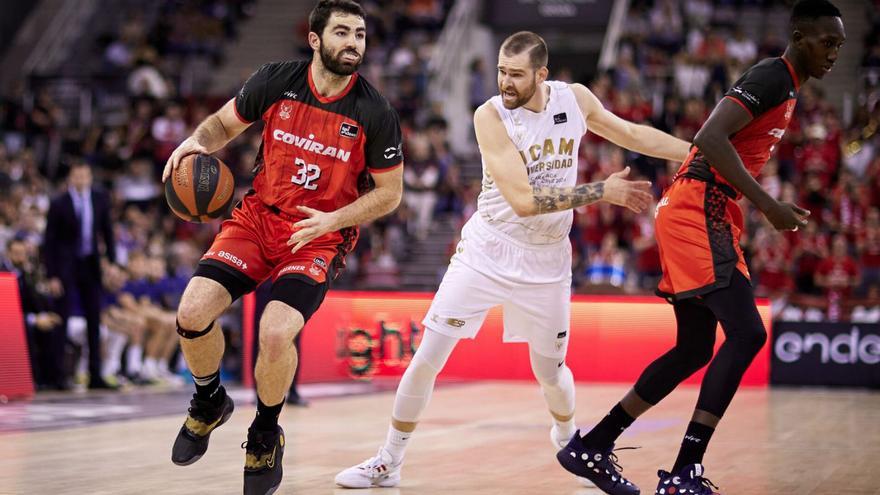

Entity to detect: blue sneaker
[655,464,719,494]
[556,430,640,494]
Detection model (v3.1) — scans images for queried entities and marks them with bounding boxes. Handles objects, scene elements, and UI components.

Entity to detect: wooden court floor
[0,382,878,494]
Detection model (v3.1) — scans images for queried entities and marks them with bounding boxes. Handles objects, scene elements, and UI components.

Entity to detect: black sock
[192,370,221,402]
[253,397,283,431]
[672,421,715,472]
[581,403,635,450]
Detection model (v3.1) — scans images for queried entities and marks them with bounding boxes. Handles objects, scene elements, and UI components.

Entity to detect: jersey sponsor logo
[278,264,307,275]
[309,263,322,276]
[283,91,298,99]
[519,137,575,162]
[768,128,786,139]
[655,196,669,218]
[553,112,567,124]
[784,100,795,120]
[279,102,292,120]
[313,257,327,269]
[430,313,466,328]
[213,250,248,270]
[273,129,351,162]
[731,86,760,106]
[339,122,360,139]
[383,143,403,160]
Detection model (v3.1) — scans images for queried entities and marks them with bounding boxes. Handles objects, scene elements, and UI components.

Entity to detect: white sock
[102,329,126,377]
[381,426,411,464]
[127,345,143,375]
[555,417,577,442]
[143,358,158,378]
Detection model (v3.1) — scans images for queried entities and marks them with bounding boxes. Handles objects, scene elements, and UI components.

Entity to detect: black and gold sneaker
[243,425,285,495]
[171,386,234,466]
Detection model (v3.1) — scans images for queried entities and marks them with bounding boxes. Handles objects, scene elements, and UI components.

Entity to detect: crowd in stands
[545,0,880,323]
[2,0,879,391]
[0,0,454,390]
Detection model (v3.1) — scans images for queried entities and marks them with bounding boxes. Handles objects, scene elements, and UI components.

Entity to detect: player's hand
[601,166,654,213]
[35,312,62,331]
[162,137,209,183]
[764,201,810,231]
[288,206,341,254]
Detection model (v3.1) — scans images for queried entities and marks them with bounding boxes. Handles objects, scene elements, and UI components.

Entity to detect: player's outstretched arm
[474,103,653,217]
[694,98,808,231]
[161,98,251,182]
[288,167,403,253]
[571,84,690,163]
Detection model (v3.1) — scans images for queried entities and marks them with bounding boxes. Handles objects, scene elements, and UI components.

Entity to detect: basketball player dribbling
[161,2,404,494]
[335,31,691,489]
[558,2,846,494]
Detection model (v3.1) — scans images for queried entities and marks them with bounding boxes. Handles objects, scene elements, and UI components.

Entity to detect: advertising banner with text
[297,292,771,386]
[772,322,880,388]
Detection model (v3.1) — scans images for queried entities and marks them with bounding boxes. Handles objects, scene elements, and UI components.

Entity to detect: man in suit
[43,160,117,390]
[2,238,64,389]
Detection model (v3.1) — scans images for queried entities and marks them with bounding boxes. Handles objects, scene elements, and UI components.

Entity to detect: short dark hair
[791,0,841,26]
[500,31,548,69]
[6,237,25,250]
[69,159,91,170]
[309,0,366,37]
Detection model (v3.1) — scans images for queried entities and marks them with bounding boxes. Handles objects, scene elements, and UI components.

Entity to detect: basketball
[165,154,234,222]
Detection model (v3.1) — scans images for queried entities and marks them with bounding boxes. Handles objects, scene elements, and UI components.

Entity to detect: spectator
[583,233,627,291]
[151,101,187,162]
[726,26,757,65]
[403,133,439,240]
[815,234,861,321]
[2,238,65,390]
[43,161,117,390]
[851,284,880,323]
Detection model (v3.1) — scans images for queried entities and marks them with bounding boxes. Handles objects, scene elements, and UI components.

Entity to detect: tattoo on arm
[532,182,604,214]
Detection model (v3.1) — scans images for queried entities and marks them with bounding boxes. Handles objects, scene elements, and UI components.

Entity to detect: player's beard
[319,41,362,76]
[500,75,538,109]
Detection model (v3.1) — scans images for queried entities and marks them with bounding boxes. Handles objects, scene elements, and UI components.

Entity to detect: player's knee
[176,297,213,332]
[404,352,443,383]
[258,325,296,360]
[734,324,767,356]
[258,302,303,360]
[686,344,715,371]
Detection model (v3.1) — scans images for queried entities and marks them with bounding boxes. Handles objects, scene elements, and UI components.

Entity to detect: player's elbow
[510,198,536,217]
[693,127,721,151]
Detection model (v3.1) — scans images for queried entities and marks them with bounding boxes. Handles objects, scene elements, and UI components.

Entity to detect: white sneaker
[550,425,595,488]
[335,449,402,488]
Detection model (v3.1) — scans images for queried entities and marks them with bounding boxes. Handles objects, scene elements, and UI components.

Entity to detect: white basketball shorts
[422,215,572,359]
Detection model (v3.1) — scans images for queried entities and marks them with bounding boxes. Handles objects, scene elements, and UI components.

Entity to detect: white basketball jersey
[478,80,587,245]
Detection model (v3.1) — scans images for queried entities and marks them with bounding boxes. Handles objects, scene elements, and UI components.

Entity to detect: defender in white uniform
[336,32,690,489]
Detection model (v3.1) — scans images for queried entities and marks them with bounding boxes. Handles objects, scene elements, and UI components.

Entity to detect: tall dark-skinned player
[556,1,845,494]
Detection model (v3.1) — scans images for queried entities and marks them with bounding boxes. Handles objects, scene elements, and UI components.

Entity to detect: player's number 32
[291,157,321,190]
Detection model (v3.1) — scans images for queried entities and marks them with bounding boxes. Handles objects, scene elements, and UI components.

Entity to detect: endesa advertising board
[288,292,772,386]
[772,322,880,388]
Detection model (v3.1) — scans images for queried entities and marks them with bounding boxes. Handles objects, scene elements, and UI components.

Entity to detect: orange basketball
[165,154,235,222]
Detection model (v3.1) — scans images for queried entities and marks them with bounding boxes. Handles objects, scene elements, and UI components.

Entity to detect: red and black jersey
[677,57,800,196]
[234,60,403,216]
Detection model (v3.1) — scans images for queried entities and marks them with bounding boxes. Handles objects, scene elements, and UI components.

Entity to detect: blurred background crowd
[1,0,878,392]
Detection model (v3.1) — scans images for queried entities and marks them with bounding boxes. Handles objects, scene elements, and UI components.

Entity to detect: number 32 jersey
[234,60,403,216]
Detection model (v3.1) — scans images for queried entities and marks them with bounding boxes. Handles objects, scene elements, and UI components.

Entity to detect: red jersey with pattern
[234,61,403,216]
[676,57,800,196]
